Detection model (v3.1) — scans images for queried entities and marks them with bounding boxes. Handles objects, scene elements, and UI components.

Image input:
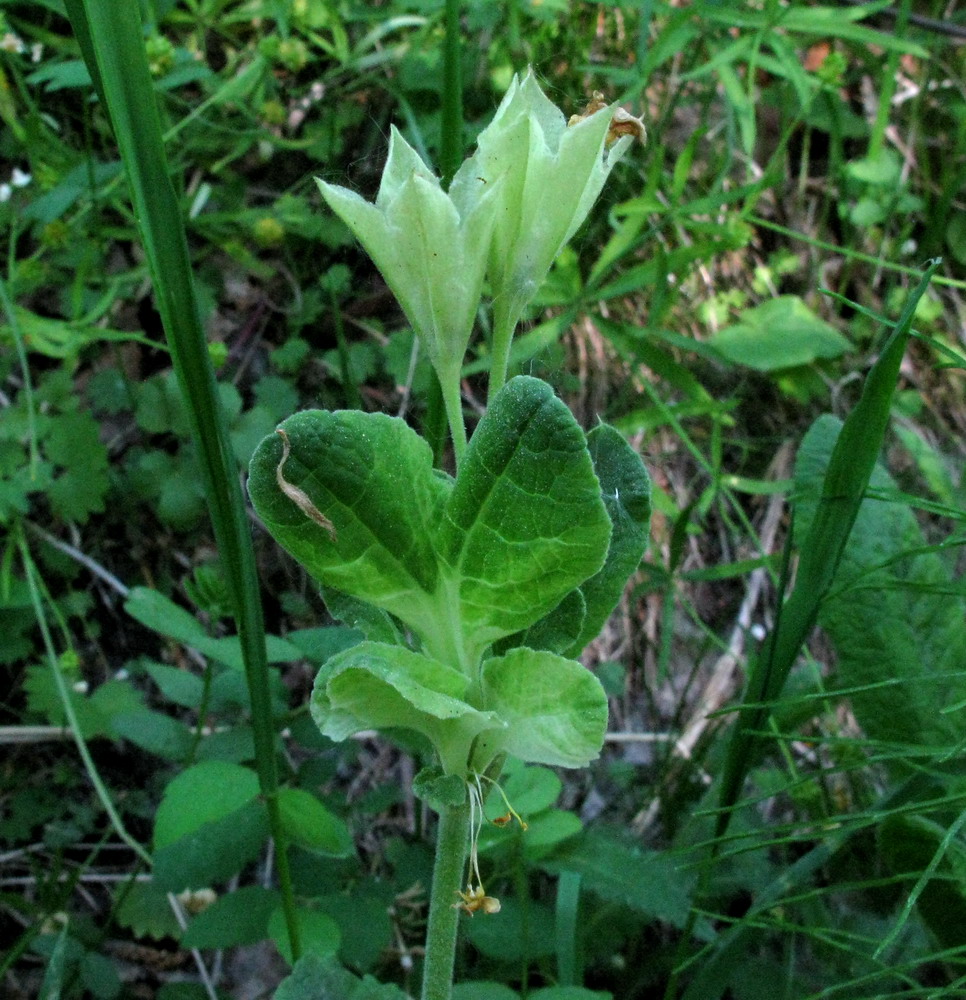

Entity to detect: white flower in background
[317,127,501,386]
[0,167,32,203]
[1,33,25,55]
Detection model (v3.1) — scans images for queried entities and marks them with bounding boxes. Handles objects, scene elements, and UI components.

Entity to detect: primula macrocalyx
[449,71,636,380]
[316,127,499,382]
[316,72,639,405]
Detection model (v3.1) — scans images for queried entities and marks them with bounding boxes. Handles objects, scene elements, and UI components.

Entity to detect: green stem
[487,301,518,402]
[438,361,468,467]
[64,0,301,959]
[421,800,471,1000]
[18,531,152,867]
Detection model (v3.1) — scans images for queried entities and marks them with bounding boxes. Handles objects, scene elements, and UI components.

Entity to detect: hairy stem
[421,800,471,1000]
[487,301,518,402]
[439,362,468,467]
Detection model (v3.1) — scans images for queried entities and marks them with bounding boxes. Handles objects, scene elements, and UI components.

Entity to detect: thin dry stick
[167,893,219,1000]
[632,452,789,834]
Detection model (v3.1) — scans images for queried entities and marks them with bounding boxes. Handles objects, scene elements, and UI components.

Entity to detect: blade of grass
[18,526,151,867]
[556,871,582,987]
[715,258,943,842]
[440,0,464,187]
[679,768,949,1000]
[63,0,300,958]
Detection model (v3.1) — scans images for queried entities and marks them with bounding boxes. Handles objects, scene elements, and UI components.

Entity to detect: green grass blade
[556,871,582,987]
[63,0,300,959]
[715,258,943,841]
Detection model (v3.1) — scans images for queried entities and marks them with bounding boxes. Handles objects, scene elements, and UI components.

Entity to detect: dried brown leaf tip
[275,428,337,541]
[569,90,647,146]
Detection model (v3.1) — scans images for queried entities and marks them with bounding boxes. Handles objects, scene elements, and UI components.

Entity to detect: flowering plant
[317,70,644,452]
[248,70,649,1000]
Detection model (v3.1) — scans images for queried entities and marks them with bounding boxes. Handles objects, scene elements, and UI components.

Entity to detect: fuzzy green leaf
[506,424,650,657]
[320,586,402,646]
[476,649,608,769]
[440,377,611,659]
[247,410,447,639]
[500,590,587,656]
[413,766,468,811]
[794,415,966,751]
[312,642,503,775]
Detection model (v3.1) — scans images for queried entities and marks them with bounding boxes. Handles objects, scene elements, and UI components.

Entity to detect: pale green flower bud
[449,71,635,394]
[316,127,500,383]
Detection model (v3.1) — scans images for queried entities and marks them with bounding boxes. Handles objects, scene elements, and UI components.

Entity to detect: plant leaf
[247,410,447,639]
[507,424,650,657]
[277,787,354,857]
[312,641,503,775]
[275,954,409,1000]
[714,260,941,840]
[499,590,587,656]
[154,799,270,891]
[793,415,966,751]
[477,649,608,768]
[181,886,278,949]
[708,295,851,372]
[440,377,611,659]
[320,585,403,646]
[269,906,340,965]
[541,830,694,927]
[154,761,261,849]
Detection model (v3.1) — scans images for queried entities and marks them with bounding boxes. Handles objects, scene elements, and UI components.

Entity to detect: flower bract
[316,127,500,386]
[449,71,635,380]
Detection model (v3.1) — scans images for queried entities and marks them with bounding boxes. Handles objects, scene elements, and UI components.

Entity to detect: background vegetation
[2,1,965,998]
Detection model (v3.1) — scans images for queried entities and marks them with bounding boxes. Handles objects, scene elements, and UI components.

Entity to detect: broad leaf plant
[247,72,650,999]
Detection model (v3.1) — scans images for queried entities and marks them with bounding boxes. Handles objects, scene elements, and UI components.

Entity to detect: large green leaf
[708,295,851,372]
[439,377,611,660]
[794,415,966,751]
[311,642,503,775]
[506,424,650,657]
[247,409,447,638]
[476,649,608,769]
[249,378,612,674]
[154,761,260,849]
[274,954,409,1000]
